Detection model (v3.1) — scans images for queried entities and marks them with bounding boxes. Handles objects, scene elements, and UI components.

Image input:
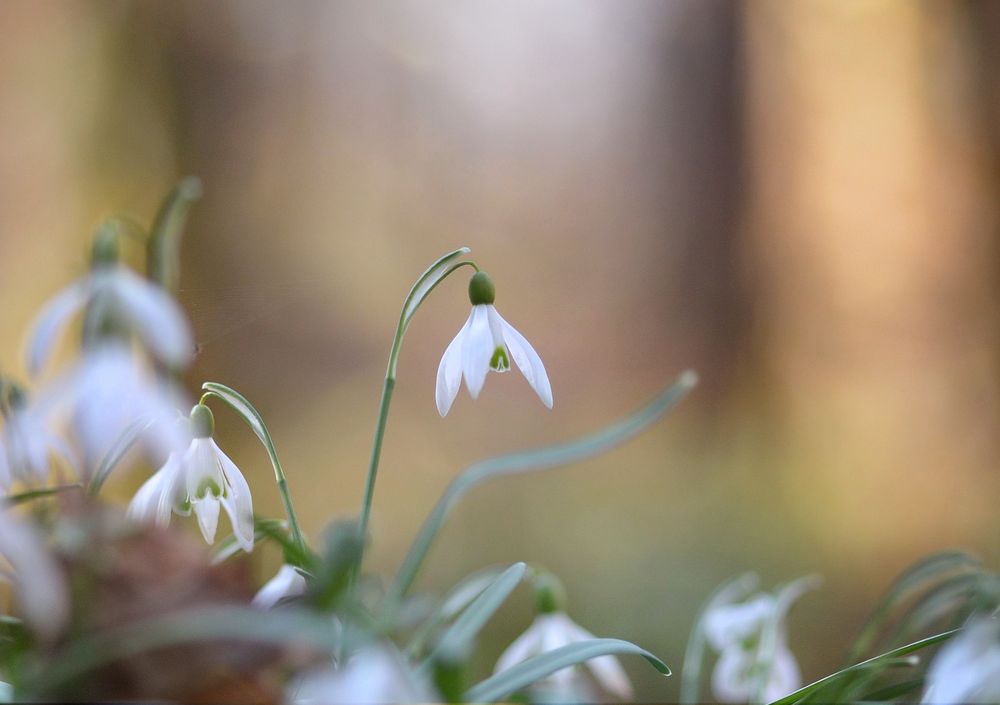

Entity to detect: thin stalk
[354,257,477,575]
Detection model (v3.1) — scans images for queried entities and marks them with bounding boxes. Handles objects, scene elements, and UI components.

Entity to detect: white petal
[436,313,472,416]
[495,616,546,674]
[110,267,193,368]
[712,647,755,703]
[25,280,89,376]
[461,305,493,399]
[704,594,774,651]
[127,452,184,526]
[494,310,553,408]
[252,564,306,609]
[763,642,801,702]
[214,440,255,553]
[192,497,221,544]
[184,438,223,499]
[0,511,68,641]
[0,444,9,491]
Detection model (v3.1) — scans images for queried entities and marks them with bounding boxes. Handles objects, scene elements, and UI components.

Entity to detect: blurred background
[1,0,998,700]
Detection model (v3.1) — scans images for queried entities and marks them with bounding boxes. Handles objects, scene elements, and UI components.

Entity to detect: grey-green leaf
[387,370,698,606]
[465,638,670,703]
[422,562,526,668]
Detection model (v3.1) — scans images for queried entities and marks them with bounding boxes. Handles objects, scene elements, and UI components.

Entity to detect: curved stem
[354,258,478,576]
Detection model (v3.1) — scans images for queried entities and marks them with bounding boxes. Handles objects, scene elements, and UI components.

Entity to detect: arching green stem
[355,251,477,577]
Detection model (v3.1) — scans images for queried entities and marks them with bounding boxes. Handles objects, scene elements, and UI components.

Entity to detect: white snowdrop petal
[252,565,306,609]
[495,312,553,408]
[0,512,68,641]
[214,439,255,553]
[494,617,546,674]
[436,314,471,416]
[461,305,493,399]
[126,467,169,526]
[26,280,89,376]
[712,647,755,703]
[192,497,221,544]
[111,268,194,367]
[0,444,9,491]
[763,642,802,703]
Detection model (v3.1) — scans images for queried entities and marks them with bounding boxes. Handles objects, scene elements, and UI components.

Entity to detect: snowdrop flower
[922,616,1000,704]
[0,384,75,487]
[128,403,254,552]
[40,342,189,469]
[26,227,193,376]
[288,644,437,704]
[252,564,306,609]
[495,575,632,702]
[0,509,68,641]
[704,577,816,704]
[436,271,552,416]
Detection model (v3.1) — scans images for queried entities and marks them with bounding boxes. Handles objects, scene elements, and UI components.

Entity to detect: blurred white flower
[1,390,75,487]
[705,578,816,704]
[128,404,254,553]
[40,343,189,469]
[252,564,306,609]
[922,617,1000,704]
[27,262,193,376]
[494,612,633,702]
[436,271,552,416]
[288,645,437,705]
[0,510,68,641]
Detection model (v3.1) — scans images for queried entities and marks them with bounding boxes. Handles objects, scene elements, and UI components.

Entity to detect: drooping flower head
[703,576,817,704]
[0,509,68,642]
[0,381,75,489]
[26,225,194,377]
[494,572,633,702]
[436,271,552,416]
[128,403,255,553]
[252,564,307,609]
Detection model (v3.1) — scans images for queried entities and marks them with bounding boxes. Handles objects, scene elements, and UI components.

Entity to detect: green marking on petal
[490,347,510,372]
[195,477,222,499]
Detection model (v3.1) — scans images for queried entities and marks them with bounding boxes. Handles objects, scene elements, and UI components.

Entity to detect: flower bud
[533,571,567,614]
[468,271,496,306]
[190,403,215,439]
[90,224,120,268]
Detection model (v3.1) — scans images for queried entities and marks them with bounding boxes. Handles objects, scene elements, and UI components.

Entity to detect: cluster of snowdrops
[0,180,996,703]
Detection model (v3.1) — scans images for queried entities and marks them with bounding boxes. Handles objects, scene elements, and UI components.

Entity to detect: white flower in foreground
[1,386,75,487]
[252,564,307,609]
[288,645,437,705]
[436,271,552,416]
[922,617,1000,704]
[128,403,254,552]
[26,229,192,376]
[704,577,817,704]
[40,342,189,469]
[0,510,68,641]
[495,612,633,702]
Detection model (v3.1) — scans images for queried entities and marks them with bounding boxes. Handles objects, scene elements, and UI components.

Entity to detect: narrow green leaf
[4,484,81,506]
[310,521,364,610]
[845,551,979,663]
[212,518,314,568]
[465,638,670,703]
[885,572,980,647]
[422,562,526,669]
[387,371,698,606]
[87,417,154,495]
[767,630,957,705]
[405,565,506,657]
[147,176,202,294]
[857,677,924,702]
[680,573,759,705]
